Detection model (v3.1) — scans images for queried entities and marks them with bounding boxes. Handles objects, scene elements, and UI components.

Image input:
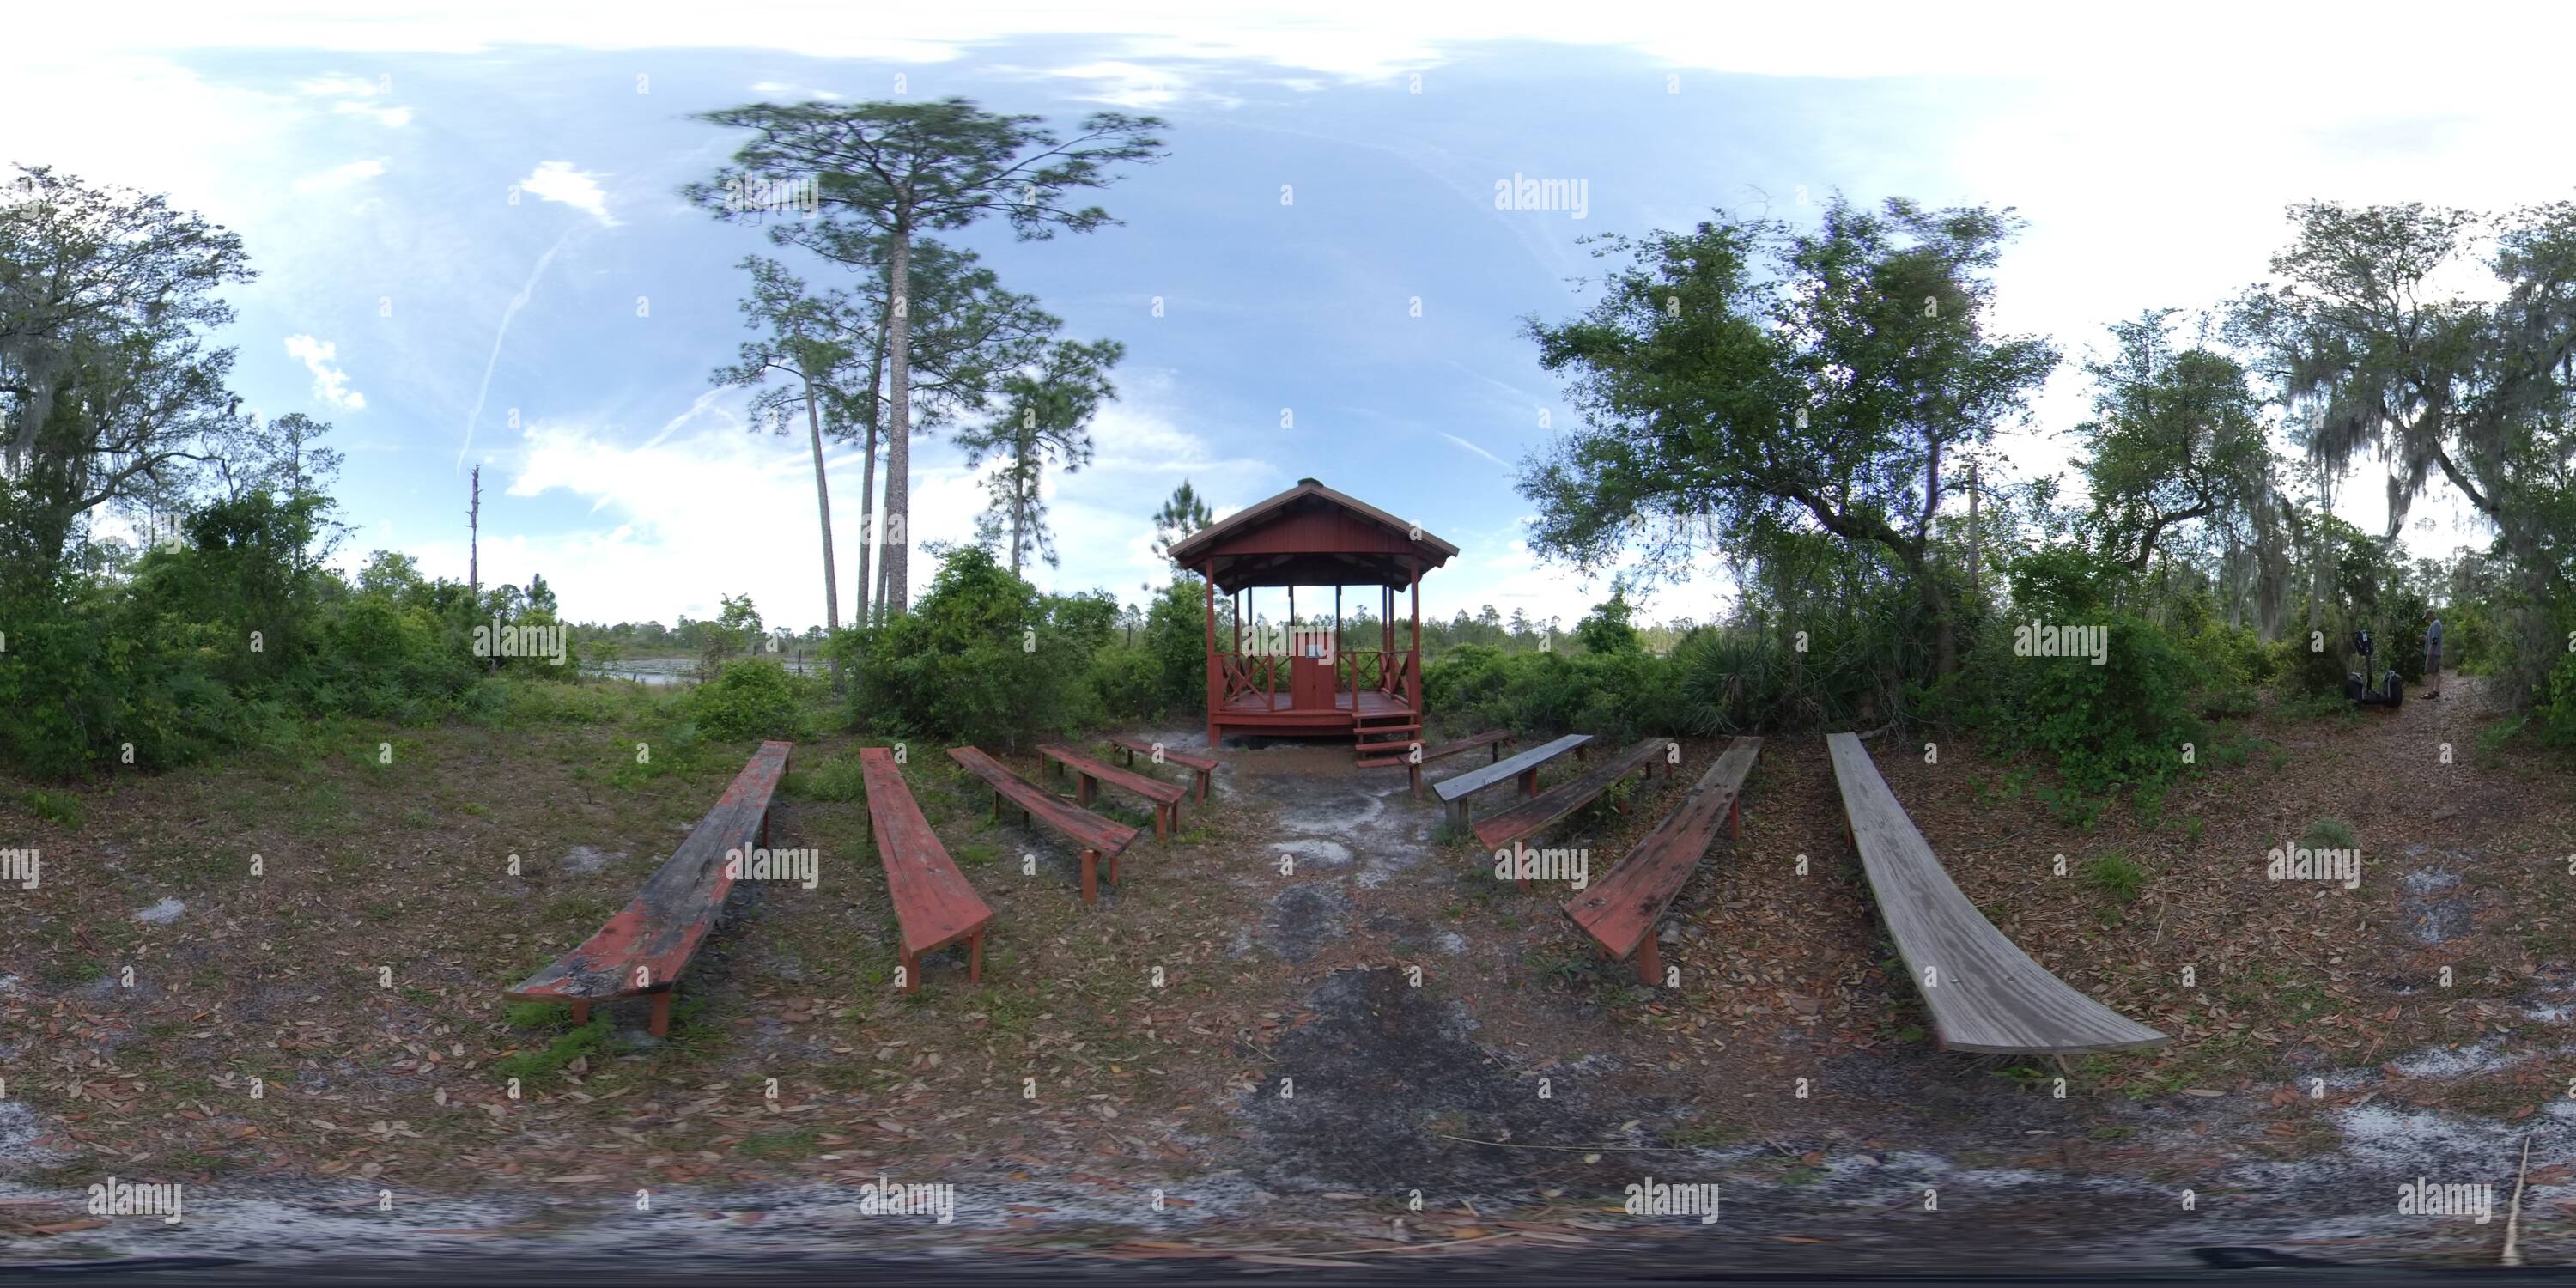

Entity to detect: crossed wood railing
[1219,647,1418,710]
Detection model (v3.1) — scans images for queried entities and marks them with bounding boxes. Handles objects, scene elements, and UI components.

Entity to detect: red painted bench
[1039,744,1185,841]
[1107,736,1218,803]
[1473,737,1678,860]
[1566,738,1761,984]
[950,746,1140,905]
[504,740,790,1036]
[860,746,993,993]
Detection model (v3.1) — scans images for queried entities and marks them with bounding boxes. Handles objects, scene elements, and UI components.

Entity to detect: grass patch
[21,789,82,829]
[789,753,869,803]
[2300,817,2358,851]
[738,1128,823,1158]
[1662,1118,1747,1148]
[490,1016,613,1083]
[2083,853,2148,904]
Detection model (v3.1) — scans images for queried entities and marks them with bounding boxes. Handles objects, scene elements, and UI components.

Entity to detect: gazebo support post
[1408,557,1422,715]
[1203,560,1219,750]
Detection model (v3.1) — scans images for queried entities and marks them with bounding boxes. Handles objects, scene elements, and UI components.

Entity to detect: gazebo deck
[1218,690,1414,719]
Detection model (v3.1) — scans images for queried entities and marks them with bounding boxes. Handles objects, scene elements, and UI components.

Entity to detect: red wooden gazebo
[1167,478,1457,760]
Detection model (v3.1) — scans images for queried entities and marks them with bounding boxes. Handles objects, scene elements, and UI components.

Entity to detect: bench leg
[1492,742,1503,763]
[1077,773,1094,810]
[1081,850,1098,905]
[569,1000,591,1026]
[969,932,984,986]
[993,789,1004,823]
[1450,799,1470,831]
[902,951,921,994]
[1729,797,1741,842]
[1518,767,1538,798]
[1153,804,1170,842]
[1195,769,1209,804]
[1409,762,1422,800]
[648,992,672,1037]
[1636,934,1662,987]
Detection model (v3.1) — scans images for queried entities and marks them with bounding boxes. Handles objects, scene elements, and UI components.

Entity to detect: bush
[1085,644,1165,723]
[1925,606,2204,798]
[1421,644,1680,741]
[847,546,1096,749]
[692,659,805,743]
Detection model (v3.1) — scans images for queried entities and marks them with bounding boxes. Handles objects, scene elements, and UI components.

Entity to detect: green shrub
[846,546,1097,750]
[1926,607,2203,797]
[2301,817,2358,851]
[1085,644,1164,722]
[1420,644,1680,741]
[692,659,805,743]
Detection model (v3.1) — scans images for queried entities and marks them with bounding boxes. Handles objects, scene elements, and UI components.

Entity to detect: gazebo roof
[1166,477,1457,593]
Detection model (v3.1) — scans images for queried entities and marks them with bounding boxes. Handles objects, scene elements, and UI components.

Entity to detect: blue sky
[8,4,2561,632]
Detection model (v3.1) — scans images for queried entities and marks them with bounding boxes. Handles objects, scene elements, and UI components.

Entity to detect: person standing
[2423,610,2444,699]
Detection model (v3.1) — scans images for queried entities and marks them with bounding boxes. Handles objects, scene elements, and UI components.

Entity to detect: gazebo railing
[1218,646,1419,710]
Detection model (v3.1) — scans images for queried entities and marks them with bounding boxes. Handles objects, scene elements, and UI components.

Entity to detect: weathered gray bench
[1431,733,1591,829]
[1826,732,2168,1054]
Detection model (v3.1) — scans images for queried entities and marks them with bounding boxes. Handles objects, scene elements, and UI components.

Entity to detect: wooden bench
[504,740,790,1036]
[1567,738,1762,984]
[950,745,1141,905]
[1039,744,1186,841]
[1826,732,2168,1054]
[1431,733,1592,829]
[860,746,993,993]
[1473,737,1678,856]
[1401,730,1514,799]
[1107,735,1218,803]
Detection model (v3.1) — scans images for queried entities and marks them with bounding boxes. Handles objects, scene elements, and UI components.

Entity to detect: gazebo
[1166,478,1457,760]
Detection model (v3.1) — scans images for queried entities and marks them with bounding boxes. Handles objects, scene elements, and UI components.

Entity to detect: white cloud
[283,334,367,410]
[333,100,415,127]
[1043,61,1220,110]
[290,157,386,193]
[295,73,386,95]
[518,161,617,226]
[747,80,841,100]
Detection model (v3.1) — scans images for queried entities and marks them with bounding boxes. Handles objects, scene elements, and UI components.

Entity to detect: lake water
[580,655,824,686]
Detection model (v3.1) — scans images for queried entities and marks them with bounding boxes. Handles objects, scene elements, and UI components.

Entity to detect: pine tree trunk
[802,373,839,631]
[882,229,914,616]
[856,307,886,628]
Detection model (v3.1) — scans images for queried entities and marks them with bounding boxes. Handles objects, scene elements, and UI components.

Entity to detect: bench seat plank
[1434,733,1591,804]
[862,746,993,993]
[506,740,790,1035]
[1040,744,1185,840]
[1473,737,1675,853]
[1107,736,1218,803]
[1568,738,1761,982]
[950,746,1140,904]
[1827,732,2167,1054]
